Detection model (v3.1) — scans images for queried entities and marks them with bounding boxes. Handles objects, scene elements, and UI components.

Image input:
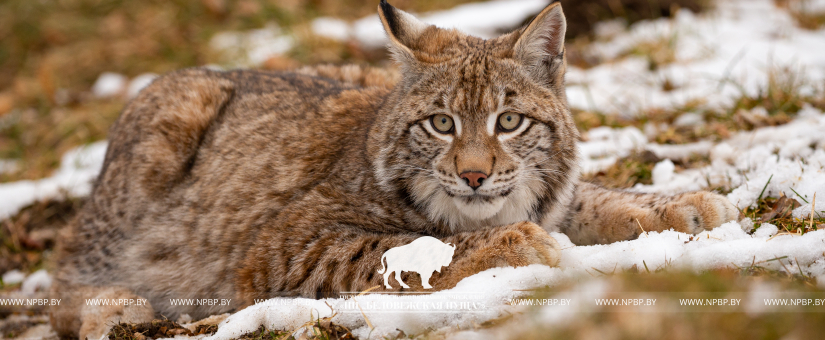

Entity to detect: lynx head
[369,0,579,231]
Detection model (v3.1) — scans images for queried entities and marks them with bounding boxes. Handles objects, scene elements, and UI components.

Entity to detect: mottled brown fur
[50,2,737,338]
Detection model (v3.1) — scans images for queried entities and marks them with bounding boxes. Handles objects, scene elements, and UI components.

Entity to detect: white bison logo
[377,236,456,289]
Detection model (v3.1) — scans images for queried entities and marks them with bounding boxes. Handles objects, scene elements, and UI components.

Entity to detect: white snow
[311,17,352,42]
[577,127,712,176]
[566,0,825,117]
[314,0,549,48]
[672,112,705,127]
[2,269,26,285]
[0,159,18,174]
[578,126,646,174]
[1,269,53,297]
[91,72,158,99]
[651,159,676,186]
[210,24,294,66]
[576,103,825,201]
[647,141,713,161]
[20,269,52,295]
[127,73,159,99]
[628,105,825,210]
[753,222,778,238]
[0,141,107,220]
[91,72,128,98]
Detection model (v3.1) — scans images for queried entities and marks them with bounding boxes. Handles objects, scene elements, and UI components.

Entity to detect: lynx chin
[50,1,739,338]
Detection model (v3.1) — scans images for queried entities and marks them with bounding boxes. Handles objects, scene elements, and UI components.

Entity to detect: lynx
[50,1,739,338]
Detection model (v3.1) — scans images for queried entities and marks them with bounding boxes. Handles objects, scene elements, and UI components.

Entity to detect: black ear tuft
[380,0,401,38]
[377,0,430,67]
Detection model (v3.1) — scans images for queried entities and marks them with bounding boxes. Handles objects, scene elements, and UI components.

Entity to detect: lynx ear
[377,0,429,66]
[512,2,567,95]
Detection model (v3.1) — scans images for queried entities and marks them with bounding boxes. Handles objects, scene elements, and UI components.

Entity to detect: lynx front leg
[562,182,740,245]
[237,215,561,301]
[433,221,561,290]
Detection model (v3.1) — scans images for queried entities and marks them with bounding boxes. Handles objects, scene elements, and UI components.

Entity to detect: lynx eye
[430,114,454,134]
[497,112,523,132]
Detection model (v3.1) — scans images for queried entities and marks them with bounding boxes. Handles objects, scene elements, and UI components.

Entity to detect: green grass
[744,194,823,235]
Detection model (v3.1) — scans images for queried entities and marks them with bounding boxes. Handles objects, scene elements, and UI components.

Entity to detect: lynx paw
[489,221,561,268]
[665,191,740,234]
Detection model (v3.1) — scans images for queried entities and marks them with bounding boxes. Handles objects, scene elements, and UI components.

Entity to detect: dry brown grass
[743,189,823,235]
[643,64,823,145]
[108,319,216,340]
[583,151,658,189]
[628,33,679,71]
[775,0,825,29]
[503,270,825,340]
[560,0,708,39]
[0,100,123,181]
[0,198,82,275]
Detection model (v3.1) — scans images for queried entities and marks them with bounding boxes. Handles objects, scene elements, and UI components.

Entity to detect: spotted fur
[50,2,738,338]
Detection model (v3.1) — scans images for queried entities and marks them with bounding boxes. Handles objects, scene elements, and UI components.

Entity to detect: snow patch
[579,126,647,174]
[621,106,825,206]
[673,112,705,127]
[753,223,778,238]
[2,269,26,285]
[21,269,52,296]
[210,24,294,66]
[127,73,159,99]
[92,72,127,98]
[0,159,19,174]
[646,141,713,160]
[311,17,352,42]
[315,0,549,48]
[0,141,108,220]
[652,159,675,186]
[566,0,825,116]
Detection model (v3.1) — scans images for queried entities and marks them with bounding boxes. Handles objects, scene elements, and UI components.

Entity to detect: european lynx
[50,1,738,338]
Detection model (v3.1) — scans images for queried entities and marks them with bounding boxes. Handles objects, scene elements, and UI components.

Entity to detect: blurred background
[0,0,712,182]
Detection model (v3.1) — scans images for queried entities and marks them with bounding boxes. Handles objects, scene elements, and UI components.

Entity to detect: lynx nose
[460,171,488,190]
